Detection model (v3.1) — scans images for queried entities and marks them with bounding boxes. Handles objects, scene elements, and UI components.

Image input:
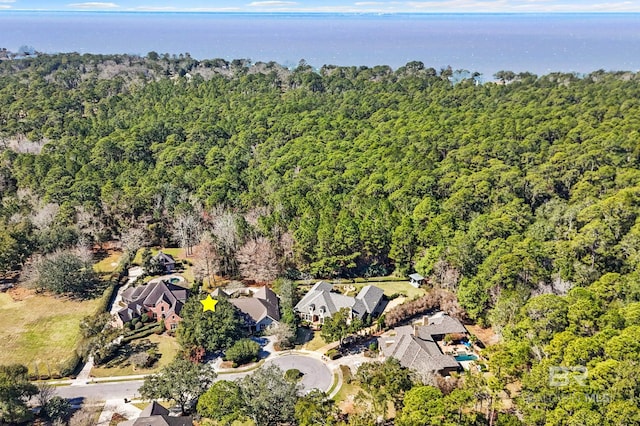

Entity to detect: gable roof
[140,401,168,417]
[295,281,384,319]
[118,402,193,426]
[228,286,280,325]
[355,285,384,313]
[153,251,175,264]
[295,282,351,317]
[211,287,230,298]
[380,325,459,374]
[421,312,467,335]
[117,280,188,323]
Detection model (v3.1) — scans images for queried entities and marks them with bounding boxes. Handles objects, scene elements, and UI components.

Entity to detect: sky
[1,0,640,13]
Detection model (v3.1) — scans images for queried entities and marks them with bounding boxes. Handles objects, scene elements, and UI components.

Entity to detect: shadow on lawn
[99,339,160,370]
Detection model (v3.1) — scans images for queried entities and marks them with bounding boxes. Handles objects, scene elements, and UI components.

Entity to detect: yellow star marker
[201,295,218,312]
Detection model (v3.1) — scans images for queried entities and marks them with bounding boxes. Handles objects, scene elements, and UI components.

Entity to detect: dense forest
[1,52,640,424]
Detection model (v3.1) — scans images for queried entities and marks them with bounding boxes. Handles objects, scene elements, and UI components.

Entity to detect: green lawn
[132,247,194,284]
[90,333,180,377]
[0,290,101,376]
[93,249,123,274]
[295,328,327,351]
[357,280,426,300]
[297,278,426,300]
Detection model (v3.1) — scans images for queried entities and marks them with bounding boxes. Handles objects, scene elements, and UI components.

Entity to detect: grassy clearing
[90,333,180,377]
[0,288,101,375]
[296,329,327,351]
[334,380,362,404]
[93,249,123,274]
[297,278,426,300]
[359,280,426,300]
[132,247,194,284]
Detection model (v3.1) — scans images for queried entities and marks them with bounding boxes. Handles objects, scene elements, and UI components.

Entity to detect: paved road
[55,380,144,402]
[55,354,333,404]
[265,354,333,393]
[55,368,251,400]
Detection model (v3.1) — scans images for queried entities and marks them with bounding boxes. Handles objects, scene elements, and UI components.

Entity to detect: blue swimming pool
[455,354,478,362]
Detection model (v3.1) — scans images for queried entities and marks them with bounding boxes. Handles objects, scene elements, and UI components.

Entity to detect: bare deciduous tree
[35,382,55,409]
[68,400,100,426]
[210,208,239,253]
[172,212,202,256]
[236,237,279,283]
[120,227,146,257]
[432,259,461,291]
[209,206,240,276]
[278,230,295,266]
[31,202,59,231]
[75,206,106,245]
[192,232,220,288]
[243,206,271,227]
[268,321,295,349]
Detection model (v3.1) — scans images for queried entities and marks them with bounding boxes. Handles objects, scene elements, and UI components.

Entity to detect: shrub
[131,318,140,326]
[224,339,260,366]
[95,284,116,314]
[130,352,151,369]
[284,368,303,382]
[140,312,151,323]
[326,349,341,360]
[45,396,70,421]
[59,351,82,377]
[121,327,158,344]
[340,365,352,384]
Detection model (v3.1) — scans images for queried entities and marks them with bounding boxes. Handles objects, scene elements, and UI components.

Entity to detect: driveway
[265,354,333,394]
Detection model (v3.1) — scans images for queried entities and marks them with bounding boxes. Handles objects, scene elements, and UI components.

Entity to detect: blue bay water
[1,12,639,77]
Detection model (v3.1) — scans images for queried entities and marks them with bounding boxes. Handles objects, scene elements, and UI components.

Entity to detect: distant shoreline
[2,12,639,77]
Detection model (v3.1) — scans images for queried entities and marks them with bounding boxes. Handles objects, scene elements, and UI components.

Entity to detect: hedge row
[121,325,164,344]
[124,322,157,337]
[91,282,117,317]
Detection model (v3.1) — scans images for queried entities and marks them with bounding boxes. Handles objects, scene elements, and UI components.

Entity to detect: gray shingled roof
[118,402,193,426]
[295,281,384,319]
[355,285,384,313]
[116,281,188,324]
[153,251,175,264]
[211,287,229,298]
[228,286,280,325]
[379,314,465,375]
[409,273,424,281]
[421,312,467,336]
[140,401,169,417]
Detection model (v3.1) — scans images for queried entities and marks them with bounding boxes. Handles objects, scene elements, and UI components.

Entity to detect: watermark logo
[549,366,587,388]
[520,366,610,407]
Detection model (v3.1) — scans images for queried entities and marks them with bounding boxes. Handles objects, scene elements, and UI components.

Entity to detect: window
[170,323,177,330]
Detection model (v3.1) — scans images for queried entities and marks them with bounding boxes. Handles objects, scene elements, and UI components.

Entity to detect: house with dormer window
[294,281,385,326]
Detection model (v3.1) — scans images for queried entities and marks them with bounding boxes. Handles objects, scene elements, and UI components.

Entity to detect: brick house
[115,280,189,331]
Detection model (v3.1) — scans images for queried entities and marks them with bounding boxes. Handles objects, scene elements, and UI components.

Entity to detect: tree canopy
[1,53,640,423]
